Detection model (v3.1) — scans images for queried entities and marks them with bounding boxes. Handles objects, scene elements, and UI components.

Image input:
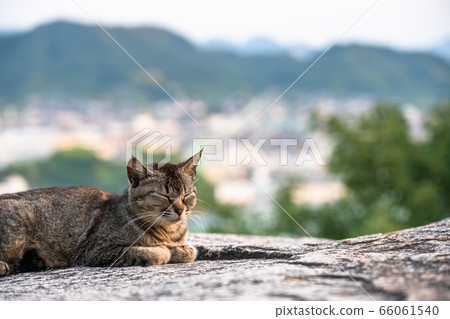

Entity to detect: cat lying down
[0,151,202,276]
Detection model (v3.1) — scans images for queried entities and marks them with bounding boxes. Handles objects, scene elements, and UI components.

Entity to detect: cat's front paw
[0,261,10,277]
[168,245,197,263]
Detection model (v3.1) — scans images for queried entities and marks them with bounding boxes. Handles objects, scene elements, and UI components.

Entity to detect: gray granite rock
[0,218,448,300]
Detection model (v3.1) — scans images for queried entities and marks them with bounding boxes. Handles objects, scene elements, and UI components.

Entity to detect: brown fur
[0,151,202,276]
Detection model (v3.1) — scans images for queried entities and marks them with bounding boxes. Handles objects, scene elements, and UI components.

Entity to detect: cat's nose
[174,208,185,215]
[173,198,185,215]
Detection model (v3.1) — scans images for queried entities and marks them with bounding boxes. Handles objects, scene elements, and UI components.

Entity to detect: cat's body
[0,152,201,276]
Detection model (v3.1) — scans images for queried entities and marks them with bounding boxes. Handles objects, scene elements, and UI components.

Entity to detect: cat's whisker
[194,220,208,233]
[123,212,160,229]
[190,208,207,214]
[197,218,208,232]
[189,218,208,233]
[187,210,209,232]
[190,210,208,219]
[196,199,212,208]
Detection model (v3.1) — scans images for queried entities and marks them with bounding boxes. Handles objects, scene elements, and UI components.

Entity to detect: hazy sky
[1,0,449,49]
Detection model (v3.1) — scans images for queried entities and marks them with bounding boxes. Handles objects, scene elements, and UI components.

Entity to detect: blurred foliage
[0,148,125,193]
[192,176,249,234]
[273,101,450,239]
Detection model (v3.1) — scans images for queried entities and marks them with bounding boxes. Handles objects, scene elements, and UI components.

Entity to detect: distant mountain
[202,37,286,55]
[431,39,450,62]
[241,37,286,55]
[201,37,314,59]
[288,43,316,61]
[0,21,449,108]
[0,30,24,37]
[201,39,241,53]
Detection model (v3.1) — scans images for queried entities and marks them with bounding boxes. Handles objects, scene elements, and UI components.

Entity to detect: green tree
[279,102,450,239]
[325,103,416,232]
[423,100,450,214]
[273,102,450,239]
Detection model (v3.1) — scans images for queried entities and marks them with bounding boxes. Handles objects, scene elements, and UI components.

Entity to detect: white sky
[0,0,449,50]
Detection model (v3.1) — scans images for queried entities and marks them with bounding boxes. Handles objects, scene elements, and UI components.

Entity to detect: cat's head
[126,150,202,227]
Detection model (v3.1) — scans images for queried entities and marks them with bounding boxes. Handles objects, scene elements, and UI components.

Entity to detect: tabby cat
[0,151,202,276]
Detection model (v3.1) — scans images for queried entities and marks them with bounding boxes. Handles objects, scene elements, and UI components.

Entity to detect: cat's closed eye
[183,193,196,207]
[149,192,169,199]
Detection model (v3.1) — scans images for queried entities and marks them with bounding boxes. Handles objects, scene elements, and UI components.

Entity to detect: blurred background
[0,0,449,239]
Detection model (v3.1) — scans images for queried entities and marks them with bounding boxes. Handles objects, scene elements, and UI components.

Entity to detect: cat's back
[0,186,117,215]
[0,186,112,200]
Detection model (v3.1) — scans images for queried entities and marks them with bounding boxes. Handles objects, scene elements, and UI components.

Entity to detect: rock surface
[0,219,448,300]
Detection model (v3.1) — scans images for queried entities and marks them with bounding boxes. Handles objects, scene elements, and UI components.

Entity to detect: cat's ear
[179,150,203,176]
[127,156,149,187]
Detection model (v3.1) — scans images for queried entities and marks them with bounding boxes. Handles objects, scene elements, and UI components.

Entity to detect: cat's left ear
[179,150,203,177]
[127,156,150,187]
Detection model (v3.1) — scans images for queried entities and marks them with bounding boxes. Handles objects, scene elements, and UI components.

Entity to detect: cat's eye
[183,193,195,202]
[151,192,171,202]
